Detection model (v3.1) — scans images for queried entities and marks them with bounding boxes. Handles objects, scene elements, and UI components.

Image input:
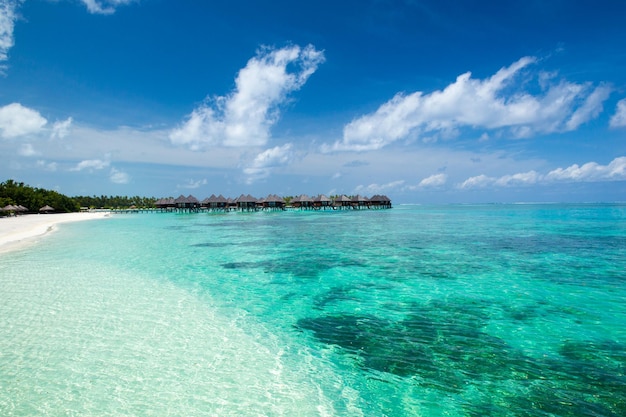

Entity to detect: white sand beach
[0,212,110,254]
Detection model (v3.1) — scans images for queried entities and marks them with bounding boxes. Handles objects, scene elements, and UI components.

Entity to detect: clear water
[1,204,625,416]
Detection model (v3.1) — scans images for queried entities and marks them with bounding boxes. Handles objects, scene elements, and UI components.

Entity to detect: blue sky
[1,0,626,203]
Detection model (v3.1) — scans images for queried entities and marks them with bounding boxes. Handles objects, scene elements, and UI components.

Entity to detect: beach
[0,212,110,254]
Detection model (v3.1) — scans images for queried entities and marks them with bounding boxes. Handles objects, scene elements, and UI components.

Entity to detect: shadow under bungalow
[150,194,392,213]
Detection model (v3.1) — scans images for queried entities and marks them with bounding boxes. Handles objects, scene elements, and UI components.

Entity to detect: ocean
[1,204,625,416]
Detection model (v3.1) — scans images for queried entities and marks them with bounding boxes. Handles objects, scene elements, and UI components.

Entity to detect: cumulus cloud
[80,0,134,15]
[50,117,73,139]
[610,98,626,128]
[458,174,495,190]
[459,157,626,189]
[325,57,612,152]
[71,158,110,171]
[109,167,130,184]
[545,157,626,182]
[0,103,47,138]
[170,44,324,150]
[418,173,447,188]
[494,170,541,187]
[243,143,294,183]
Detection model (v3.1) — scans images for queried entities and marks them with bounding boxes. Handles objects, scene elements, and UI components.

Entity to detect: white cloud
[80,0,134,15]
[243,143,294,183]
[170,44,324,149]
[325,57,612,152]
[354,180,405,194]
[610,98,626,128]
[0,103,47,138]
[109,167,130,184]
[494,170,541,187]
[36,160,58,171]
[545,157,626,182]
[459,157,626,190]
[50,117,73,139]
[0,0,20,67]
[18,142,37,156]
[565,85,612,130]
[179,178,208,189]
[458,174,495,190]
[418,173,447,188]
[71,158,110,171]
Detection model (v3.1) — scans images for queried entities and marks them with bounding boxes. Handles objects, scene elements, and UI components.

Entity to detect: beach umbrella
[39,205,55,213]
[3,204,17,212]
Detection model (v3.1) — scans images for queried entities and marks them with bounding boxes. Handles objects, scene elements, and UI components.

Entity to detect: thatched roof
[174,194,188,204]
[155,197,175,206]
[351,195,369,202]
[333,195,351,203]
[370,194,391,203]
[265,194,285,203]
[2,204,17,211]
[39,205,55,212]
[313,194,332,203]
[235,194,257,203]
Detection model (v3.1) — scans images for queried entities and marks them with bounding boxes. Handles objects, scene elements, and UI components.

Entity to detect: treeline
[73,195,156,209]
[1,179,158,215]
[0,179,79,214]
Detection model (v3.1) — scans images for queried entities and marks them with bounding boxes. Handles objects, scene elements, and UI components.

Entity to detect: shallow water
[1,204,625,416]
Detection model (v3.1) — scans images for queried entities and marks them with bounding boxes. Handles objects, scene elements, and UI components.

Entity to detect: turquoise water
[1,204,625,416]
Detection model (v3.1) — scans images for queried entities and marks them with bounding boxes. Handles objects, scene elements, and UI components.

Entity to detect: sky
[1,0,626,203]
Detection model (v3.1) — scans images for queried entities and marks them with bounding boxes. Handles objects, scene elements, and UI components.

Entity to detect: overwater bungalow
[351,195,369,209]
[235,194,258,211]
[291,194,314,209]
[263,194,286,210]
[369,194,392,209]
[202,194,229,211]
[173,195,201,212]
[148,193,391,214]
[333,195,352,209]
[313,194,333,210]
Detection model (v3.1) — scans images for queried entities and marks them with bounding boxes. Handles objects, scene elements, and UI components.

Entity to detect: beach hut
[39,205,55,213]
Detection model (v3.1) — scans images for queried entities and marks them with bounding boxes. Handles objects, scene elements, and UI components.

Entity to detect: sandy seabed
[0,212,111,254]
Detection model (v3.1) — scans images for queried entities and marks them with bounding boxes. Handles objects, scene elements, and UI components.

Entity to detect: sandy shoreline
[0,212,111,254]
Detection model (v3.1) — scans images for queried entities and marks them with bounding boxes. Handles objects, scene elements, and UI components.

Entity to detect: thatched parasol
[39,205,55,213]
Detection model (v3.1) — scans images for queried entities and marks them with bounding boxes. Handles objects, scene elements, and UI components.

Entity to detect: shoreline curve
[0,212,111,254]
